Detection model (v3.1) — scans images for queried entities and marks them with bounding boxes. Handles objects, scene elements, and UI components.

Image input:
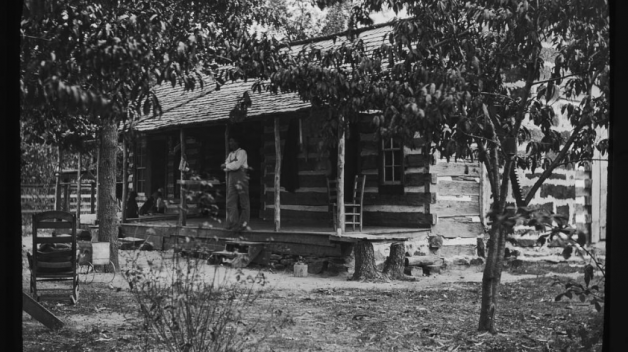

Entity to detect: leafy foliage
[20,0,290,271]
[493,205,605,315]
[124,249,273,352]
[277,0,608,332]
[21,0,285,124]
[265,0,608,204]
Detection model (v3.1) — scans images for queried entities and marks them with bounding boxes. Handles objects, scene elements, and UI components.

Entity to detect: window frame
[378,136,405,195]
[135,139,147,195]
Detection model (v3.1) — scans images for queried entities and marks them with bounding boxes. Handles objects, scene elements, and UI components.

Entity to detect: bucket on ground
[293,263,308,277]
[91,243,110,266]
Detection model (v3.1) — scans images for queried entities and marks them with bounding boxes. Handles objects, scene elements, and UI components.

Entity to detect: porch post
[336,111,345,233]
[225,124,230,224]
[274,117,281,232]
[63,183,70,212]
[54,146,63,211]
[121,135,128,223]
[76,152,82,228]
[91,183,95,214]
[179,128,187,226]
[225,124,230,159]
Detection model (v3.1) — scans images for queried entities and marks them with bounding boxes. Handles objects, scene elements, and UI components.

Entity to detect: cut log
[349,240,385,282]
[383,242,417,281]
[404,256,444,267]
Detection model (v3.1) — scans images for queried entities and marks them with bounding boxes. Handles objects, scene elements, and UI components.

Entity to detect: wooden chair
[28,211,79,304]
[327,175,367,232]
[346,175,366,232]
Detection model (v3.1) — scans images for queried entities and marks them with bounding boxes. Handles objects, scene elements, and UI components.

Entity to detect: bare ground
[22,236,603,352]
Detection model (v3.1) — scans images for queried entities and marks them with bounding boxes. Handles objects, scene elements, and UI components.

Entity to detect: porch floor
[119,216,430,243]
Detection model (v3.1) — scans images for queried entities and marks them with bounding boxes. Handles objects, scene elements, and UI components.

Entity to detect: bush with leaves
[124,245,277,352]
[496,206,605,350]
[502,206,605,312]
[552,242,605,314]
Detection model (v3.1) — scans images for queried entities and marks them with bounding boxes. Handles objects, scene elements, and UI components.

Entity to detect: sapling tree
[269,0,608,331]
[21,0,287,270]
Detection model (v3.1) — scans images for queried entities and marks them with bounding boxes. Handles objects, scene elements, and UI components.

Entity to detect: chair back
[31,211,77,274]
[352,175,367,206]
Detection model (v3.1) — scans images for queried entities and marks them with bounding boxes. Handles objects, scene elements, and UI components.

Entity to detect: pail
[293,263,308,277]
[91,242,110,266]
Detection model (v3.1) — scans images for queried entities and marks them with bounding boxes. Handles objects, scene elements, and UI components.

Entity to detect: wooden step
[209,241,266,268]
[210,250,238,259]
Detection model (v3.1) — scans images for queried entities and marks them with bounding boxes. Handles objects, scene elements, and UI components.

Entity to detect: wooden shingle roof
[135,21,571,133]
[134,23,394,132]
[135,80,310,131]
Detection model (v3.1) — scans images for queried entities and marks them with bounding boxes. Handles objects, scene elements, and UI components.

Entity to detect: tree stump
[383,242,417,281]
[349,240,385,282]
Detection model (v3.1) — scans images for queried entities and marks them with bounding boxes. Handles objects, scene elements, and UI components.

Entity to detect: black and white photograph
[17,0,616,351]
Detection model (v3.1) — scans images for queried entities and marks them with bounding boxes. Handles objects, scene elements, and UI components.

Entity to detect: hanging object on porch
[178,154,189,172]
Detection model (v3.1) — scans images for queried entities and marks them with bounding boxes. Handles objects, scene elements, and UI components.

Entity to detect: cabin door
[149,137,168,196]
[231,121,264,218]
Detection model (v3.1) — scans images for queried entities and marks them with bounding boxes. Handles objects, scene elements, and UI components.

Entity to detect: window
[379,137,404,194]
[136,139,147,194]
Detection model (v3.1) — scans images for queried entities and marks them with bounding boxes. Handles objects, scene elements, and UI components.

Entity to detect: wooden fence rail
[21,183,98,215]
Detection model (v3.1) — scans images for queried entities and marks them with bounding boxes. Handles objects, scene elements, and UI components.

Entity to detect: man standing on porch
[221,136,250,231]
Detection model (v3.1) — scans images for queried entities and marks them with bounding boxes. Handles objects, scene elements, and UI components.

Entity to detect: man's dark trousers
[226,168,249,229]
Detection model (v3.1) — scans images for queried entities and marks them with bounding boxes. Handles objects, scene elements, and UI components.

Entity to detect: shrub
[124,246,275,352]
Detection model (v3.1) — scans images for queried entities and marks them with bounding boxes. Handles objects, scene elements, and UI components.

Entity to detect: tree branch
[21,34,50,41]
[479,92,515,101]
[531,71,596,86]
[523,62,600,206]
[460,131,500,146]
[523,119,589,205]
[498,158,514,212]
[477,141,497,196]
[490,145,501,212]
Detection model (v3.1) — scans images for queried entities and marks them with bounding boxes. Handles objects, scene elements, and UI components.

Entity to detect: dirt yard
[22,236,604,352]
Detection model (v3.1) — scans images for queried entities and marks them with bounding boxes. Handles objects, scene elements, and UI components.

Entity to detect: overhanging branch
[523,119,589,205]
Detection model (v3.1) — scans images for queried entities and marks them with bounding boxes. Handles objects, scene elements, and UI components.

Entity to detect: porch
[116,216,431,259]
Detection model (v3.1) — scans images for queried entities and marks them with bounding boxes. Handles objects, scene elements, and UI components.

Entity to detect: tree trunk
[97,117,119,272]
[274,117,281,232]
[121,137,128,223]
[383,242,416,281]
[54,146,63,211]
[350,240,384,281]
[76,152,81,228]
[478,223,508,333]
[336,112,345,233]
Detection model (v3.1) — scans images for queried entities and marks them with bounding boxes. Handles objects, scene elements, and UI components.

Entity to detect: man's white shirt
[224,149,248,171]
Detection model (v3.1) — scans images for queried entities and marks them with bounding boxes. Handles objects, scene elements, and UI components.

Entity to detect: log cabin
[115,22,605,265]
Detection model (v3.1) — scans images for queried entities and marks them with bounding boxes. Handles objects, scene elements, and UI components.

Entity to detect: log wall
[260,109,434,228]
[430,156,484,238]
